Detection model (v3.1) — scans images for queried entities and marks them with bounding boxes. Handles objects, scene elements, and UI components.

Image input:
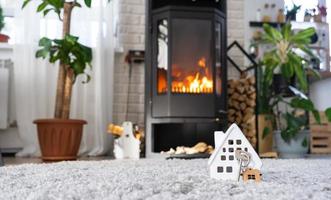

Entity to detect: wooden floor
[3,157,112,166]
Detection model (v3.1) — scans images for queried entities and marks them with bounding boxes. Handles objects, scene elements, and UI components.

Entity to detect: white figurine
[113,122,140,159]
[208,123,262,181]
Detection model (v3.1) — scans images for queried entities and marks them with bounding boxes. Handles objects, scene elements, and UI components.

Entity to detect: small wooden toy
[208,124,262,181]
[242,168,262,183]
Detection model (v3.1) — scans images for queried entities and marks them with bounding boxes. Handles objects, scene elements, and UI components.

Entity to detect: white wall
[112,0,146,126]
[310,79,331,110]
[310,0,331,110]
[244,0,284,56]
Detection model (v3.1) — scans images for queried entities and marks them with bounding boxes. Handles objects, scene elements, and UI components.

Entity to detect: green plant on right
[0,5,5,33]
[258,23,331,143]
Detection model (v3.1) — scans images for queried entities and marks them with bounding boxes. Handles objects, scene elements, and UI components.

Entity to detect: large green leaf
[290,98,314,111]
[281,23,292,41]
[289,53,308,91]
[281,63,294,79]
[326,108,331,122]
[43,8,54,16]
[312,110,321,124]
[37,1,48,12]
[36,37,52,58]
[36,49,49,58]
[84,0,92,7]
[290,98,321,124]
[306,68,321,79]
[263,24,282,42]
[294,63,308,92]
[35,34,93,83]
[22,0,31,9]
[280,112,307,142]
[296,44,315,58]
[291,27,315,44]
[65,34,79,44]
[39,37,52,47]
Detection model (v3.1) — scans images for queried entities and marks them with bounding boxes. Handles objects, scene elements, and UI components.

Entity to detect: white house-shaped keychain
[208,123,262,181]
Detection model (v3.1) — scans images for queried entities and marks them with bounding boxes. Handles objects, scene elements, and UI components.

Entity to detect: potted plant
[304,9,312,22]
[286,4,301,21]
[0,5,9,43]
[317,4,327,23]
[260,23,331,158]
[22,0,102,161]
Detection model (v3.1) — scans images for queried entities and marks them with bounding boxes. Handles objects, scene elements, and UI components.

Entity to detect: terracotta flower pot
[0,34,9,43]
[34,119,87,161]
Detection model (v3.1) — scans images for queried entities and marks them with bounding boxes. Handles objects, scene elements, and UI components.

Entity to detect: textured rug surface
[0,159,331,200]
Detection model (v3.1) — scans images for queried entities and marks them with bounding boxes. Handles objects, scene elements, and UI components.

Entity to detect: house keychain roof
[208,123,262,181]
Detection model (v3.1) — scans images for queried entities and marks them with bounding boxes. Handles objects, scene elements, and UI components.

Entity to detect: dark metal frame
[227,41,258,74]
[145,0,227,156]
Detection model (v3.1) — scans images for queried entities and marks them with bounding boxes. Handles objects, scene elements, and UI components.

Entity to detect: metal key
[235,150,251,181]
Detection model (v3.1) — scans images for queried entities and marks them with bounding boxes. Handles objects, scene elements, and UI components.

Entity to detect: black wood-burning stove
[145,0,228,156]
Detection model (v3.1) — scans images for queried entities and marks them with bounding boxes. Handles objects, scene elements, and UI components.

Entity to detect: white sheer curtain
[13,0,116,157]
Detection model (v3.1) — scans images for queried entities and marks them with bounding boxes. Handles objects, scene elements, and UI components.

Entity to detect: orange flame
[172,57,213,94]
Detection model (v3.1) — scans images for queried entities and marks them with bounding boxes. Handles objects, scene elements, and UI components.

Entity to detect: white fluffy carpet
[1,159,331,200]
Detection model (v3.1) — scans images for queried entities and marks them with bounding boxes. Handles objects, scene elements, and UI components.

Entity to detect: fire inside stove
[156,18,215,95]
[172,58,213,94]
[157,57,213,94]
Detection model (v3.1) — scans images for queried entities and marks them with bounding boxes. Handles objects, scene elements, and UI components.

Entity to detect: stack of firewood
[228,75,257,148]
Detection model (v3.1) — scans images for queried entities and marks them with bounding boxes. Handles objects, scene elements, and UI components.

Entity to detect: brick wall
[112,0,245,126]
[112,0,146,126]
[227,0,245,79]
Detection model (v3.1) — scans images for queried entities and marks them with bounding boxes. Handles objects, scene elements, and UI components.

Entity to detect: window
[229,155,234,160]
[237,148,242,151]
[229,148,234,152]
[236,140,242,145]
[248,175,256,180]
[226,166,233,173]
[221,155,226,161]
[244,147,248,152]
[223,148,226,152]
[228,140,234,145]
[217,166,223,173]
